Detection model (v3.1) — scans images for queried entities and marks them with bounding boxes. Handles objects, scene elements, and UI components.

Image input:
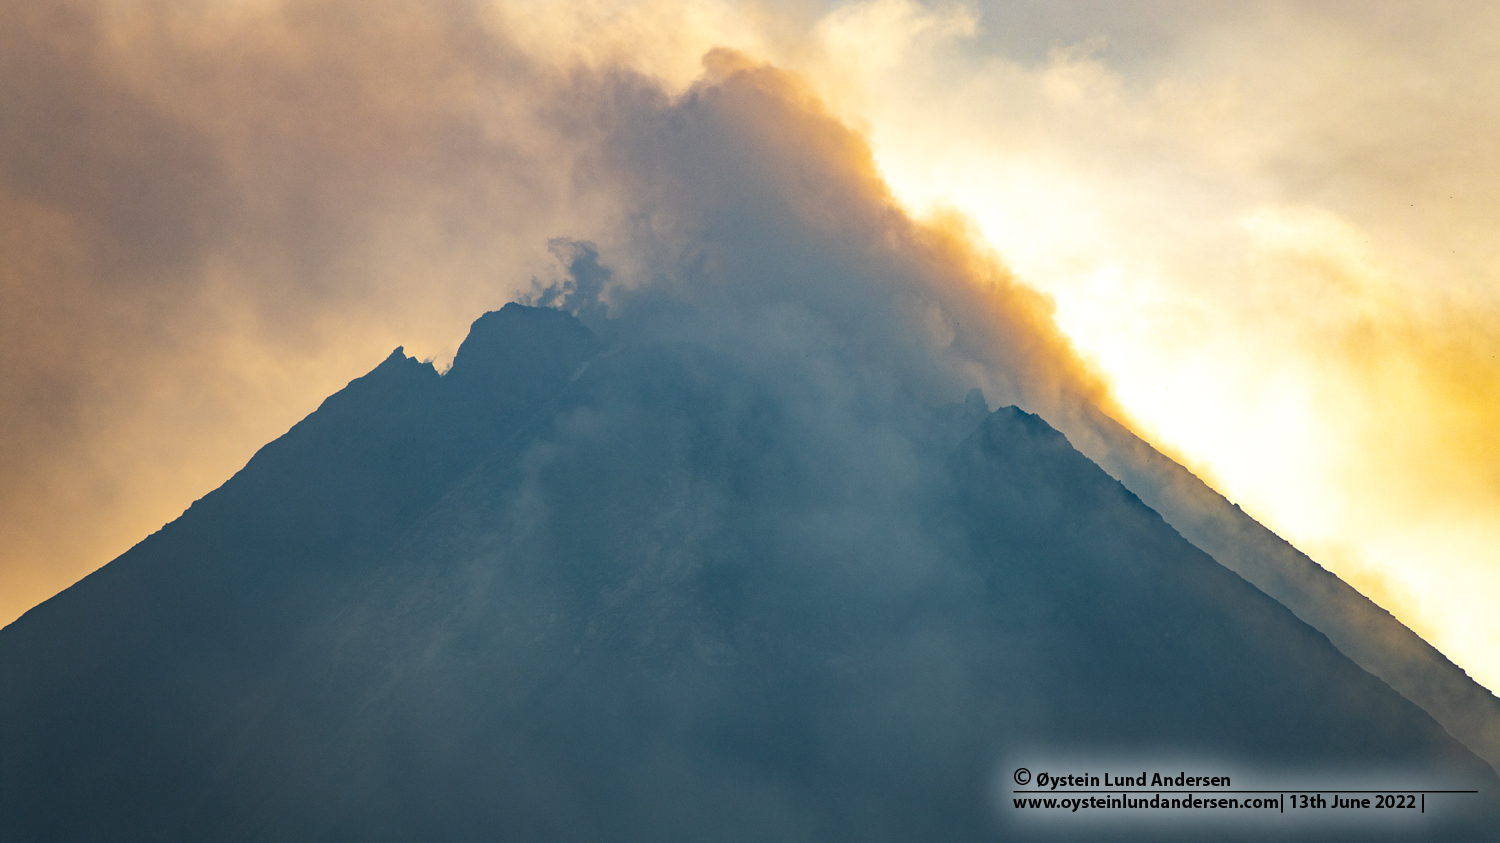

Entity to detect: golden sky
[2,0,1497,693]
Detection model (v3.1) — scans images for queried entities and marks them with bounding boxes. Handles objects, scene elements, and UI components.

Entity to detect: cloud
[583,50,1109,415]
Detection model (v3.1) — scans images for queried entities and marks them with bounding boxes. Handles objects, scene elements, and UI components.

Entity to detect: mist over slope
[2,298,1497,841]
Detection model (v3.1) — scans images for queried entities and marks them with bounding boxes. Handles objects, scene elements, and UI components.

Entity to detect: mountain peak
[446,303,596,386]
[2,301,1495,841]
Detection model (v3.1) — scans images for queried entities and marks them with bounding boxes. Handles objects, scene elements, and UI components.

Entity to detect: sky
[2,0,1497,693]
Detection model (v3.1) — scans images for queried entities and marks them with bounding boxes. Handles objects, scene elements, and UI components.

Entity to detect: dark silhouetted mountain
[2,304,1495,842]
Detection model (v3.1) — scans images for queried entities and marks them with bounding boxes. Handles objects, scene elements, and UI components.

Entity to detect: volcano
[2,302,1496,841]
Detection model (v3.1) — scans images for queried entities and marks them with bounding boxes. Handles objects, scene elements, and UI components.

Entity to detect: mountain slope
[1062,405,1500,775]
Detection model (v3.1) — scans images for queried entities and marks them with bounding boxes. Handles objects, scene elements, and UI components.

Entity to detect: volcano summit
[1,296,1495,841]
